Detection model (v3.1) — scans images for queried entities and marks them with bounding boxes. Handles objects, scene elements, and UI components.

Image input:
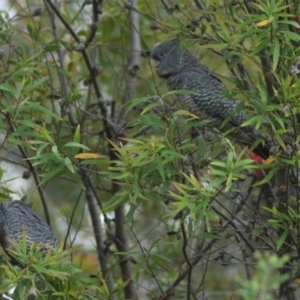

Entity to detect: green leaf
[210,169,227,176]
[200,43,229,50]
[17,101,61,120]
[141,102,161,115]
[253,167,279,186]
[277,229,289,250]
[72,171,85,190]
[208,177,227,188]
[39,164,66,185]
[272,37,280,71]
[64,142,90,150]
[124,96,153,115]
[27,22,38,41]
[214,14,229,41]
[172,109,199,119]
[52,145,61,160]
[23,78,46,95]
[65,157,75,173]
[210,161,226,167]
[282,30,300,41]
[0,83,15,96]
[73,124,81,143]
[7,137,36,150]
[241,115,263,127]
[44,42,61,52]
[251,37,270,56]
[79,159,110,165]
[36,142,49,157]
[225,172,233,191]
[32,263,69,277]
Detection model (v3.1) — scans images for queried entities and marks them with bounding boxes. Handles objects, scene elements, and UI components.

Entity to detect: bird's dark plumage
[150,38,270,159]
[0,201,58,257]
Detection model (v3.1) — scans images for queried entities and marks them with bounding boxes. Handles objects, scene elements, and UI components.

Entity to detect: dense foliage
[1,0,300,299]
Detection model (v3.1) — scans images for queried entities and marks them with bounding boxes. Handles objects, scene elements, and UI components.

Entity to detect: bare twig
[180,221,193,300]
[81,170,115,298]
[121,0,141,107]
[129,224,165,297]
[113,186,137,300]
[85,0,100,45]
[109,1,141,299]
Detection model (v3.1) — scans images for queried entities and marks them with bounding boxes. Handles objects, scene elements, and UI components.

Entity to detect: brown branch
[110,1,141,299]
[63,189,84,250]
[121,0,141,106]
[180,221,192,300]
[113,186,137,300]
[43,1,116,296]
[81,170,116,298]
[193,0,207,10]
[85,0,100,45]
[260,48,276,97]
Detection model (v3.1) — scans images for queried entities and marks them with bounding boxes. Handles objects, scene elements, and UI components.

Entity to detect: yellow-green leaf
[74,153,105,159]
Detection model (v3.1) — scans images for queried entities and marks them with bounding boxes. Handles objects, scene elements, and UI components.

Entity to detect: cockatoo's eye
[151,51,164,61]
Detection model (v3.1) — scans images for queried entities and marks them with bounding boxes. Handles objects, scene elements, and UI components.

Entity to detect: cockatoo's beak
[150,58,160,68]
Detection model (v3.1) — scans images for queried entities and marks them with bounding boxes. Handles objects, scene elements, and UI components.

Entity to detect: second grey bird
[0,201,58,260]
[150,38,270,159]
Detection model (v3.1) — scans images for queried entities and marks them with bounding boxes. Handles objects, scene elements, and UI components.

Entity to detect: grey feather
[0,201,58,258]
[150,38,270,159]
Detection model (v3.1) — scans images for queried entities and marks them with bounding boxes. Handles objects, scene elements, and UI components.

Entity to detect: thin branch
[193,0,206,10]
[153,190,252,299]
[120,0,141,114]
[44,0,113,140]
[180,221,192,300]
[63,189,84,250]
[113,190,137,300]
[81,170,116,298]
[110,0,141,299]
[4,113,51,226]
[85,0,99,45]
[129,224,165,297]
